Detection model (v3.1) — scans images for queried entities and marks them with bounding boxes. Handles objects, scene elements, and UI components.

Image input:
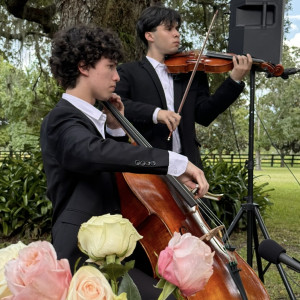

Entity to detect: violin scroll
[257,62,284,77]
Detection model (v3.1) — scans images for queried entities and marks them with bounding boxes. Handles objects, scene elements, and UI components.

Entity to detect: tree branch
[5,0,58,36]
[0,27,48,41]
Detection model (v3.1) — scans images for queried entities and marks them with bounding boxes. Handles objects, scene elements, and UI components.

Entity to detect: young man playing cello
[40,24,208,299]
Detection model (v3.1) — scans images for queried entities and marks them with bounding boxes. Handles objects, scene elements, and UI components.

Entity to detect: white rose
[0,241,27,298]
[78,214,142,263]
[66,265,117,300]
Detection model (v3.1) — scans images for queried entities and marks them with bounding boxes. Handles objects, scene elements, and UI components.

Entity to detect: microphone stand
[223,68,296,300]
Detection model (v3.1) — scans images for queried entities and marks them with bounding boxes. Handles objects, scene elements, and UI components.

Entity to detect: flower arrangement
[0,214,214,300]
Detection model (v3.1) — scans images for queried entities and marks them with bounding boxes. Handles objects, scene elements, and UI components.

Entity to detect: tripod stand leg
[276,264,297,300]
[247,205,254,267]
[254,205,270,239]
[223,206,244,243]
[246,204,264,283]
[251,210,264,282]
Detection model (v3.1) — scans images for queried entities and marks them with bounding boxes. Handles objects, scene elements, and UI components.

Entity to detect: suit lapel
[140,57,168,110]
[58,99,103,138]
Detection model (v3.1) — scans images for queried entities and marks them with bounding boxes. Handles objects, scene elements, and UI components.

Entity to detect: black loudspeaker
[228,0,285,64]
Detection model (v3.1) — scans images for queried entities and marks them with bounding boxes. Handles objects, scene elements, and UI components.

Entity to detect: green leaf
[157,280,177,300]
[123,260,135,271]
[22,194,28,206]
[101,261,134,282]
[0,205,10,212]
[2,221,8,236]
[118,272,141,300]
[155,278,166,289]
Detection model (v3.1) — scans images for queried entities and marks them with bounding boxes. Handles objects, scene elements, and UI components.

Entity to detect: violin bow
[167,10,219,141]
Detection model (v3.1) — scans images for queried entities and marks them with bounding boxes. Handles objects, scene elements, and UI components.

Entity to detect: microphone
[258,239,300,273]
[280,67,300,80]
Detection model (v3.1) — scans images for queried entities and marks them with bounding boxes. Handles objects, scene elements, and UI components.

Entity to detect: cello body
[102,100,270,299]
[116,172,270,300]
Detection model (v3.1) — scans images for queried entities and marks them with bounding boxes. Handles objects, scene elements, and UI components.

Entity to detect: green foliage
[202,158,273,229]
[0,149,52,239]
[255,44,300,155]
[196,96,249,156]
[0,56,61,150]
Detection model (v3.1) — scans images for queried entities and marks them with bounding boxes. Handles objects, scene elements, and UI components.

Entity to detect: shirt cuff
[230,76,242,84]
[167,151,188,176]
[106,126,126,137]
[153,107,161,124]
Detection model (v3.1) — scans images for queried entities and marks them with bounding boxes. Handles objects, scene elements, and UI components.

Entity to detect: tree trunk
[280,150,285,167]
[56,0,153,61]
[217,149,223,161]
[255,149,261,170]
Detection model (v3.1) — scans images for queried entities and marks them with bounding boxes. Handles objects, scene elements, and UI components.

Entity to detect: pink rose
[158,232,214,297]
[0,241,27,299]
[4,241,72,300]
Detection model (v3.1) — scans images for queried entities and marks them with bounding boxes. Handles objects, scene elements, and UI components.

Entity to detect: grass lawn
[230,167,300,299]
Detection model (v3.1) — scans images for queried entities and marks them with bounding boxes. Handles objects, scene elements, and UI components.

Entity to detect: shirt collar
[146,56,165,70]
[62,93,105,121]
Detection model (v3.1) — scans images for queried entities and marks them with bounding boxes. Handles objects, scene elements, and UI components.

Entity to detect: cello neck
[102,100,151,148]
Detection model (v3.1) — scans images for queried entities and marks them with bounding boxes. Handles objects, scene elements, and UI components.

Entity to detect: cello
[103,101,270,300]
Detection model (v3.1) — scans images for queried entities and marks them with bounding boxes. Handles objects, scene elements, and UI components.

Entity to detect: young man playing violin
[115,5,253,168]
[41,24,207,299]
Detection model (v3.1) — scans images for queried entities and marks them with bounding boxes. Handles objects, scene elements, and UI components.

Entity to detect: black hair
[49,25,124,90]
[136,6,181,46]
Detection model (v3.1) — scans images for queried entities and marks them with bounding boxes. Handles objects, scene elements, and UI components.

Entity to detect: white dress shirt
[62,93,187,176]
[146,56,182,154]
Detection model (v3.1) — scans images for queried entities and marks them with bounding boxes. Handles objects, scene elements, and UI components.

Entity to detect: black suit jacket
[40,98,170,269]
[115,57,245,167]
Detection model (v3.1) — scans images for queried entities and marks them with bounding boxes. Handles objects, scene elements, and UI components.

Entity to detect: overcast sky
[286,0,300,47]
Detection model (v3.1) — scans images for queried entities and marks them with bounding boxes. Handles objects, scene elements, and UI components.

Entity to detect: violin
[164,50,284,77]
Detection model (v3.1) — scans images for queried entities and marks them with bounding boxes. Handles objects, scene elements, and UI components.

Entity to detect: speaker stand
[223,69,296,300]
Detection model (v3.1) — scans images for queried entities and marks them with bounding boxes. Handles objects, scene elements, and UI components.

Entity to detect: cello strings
[195,198,237,262]
[170,175,236,262]
[196,198,230,238]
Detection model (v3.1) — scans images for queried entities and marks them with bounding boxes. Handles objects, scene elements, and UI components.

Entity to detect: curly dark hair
[49,25,124,90]
[136,6,181,46]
